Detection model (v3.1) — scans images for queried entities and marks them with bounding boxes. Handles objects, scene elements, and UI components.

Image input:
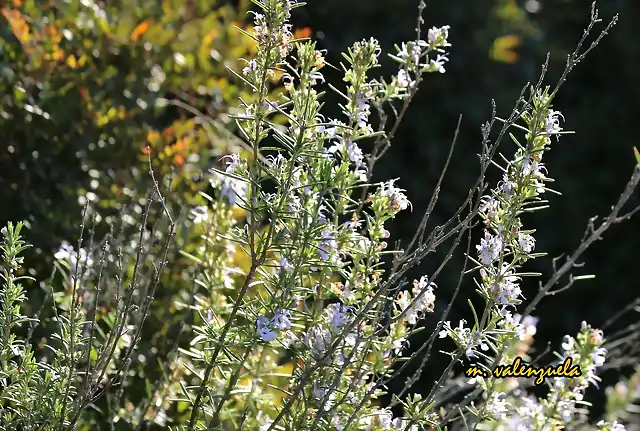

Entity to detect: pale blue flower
[306,326,331,358]
[220,177,248,206]
[279,257,294,273]
[272,309,292,330]
[256,315,277,341]
[479,195,500,219]
[498,173,516,198]
[379,179,411,214]
[324,303,352,332]
[318,228,337,262]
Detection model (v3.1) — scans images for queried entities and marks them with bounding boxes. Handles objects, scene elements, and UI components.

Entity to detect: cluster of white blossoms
[396,276,437,325]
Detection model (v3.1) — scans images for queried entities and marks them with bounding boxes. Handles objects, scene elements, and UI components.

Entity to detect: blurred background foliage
[0,0,638,427]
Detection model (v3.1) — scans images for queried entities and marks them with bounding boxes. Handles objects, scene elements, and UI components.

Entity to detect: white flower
[316,204,328,224]
[242,59,259,77]
[546,109,564,136]
[479,195,500,219]
[354,168,367,182]
[307,70,325,85]
[191,206,209,224]
[265,153,286,171]
[498,173,516,198]
[332,414,348,430]
[440,320,490,358]
[354,92,371,129]
[428,54,448,73]
[306,326,332,358]
[398,42,421,64]
[379,180,411,215]
[518,232,535,253]
[397,69,410,88]
[521,154,548,181]
[494,264,522,305]
[291,168,303,189]
[466,331,490,358]
[427,25,451,47]
[392,417,419,431]
[558,399,575,422]
[256,411,274,431]
[438,320,452,339]
[343,217,362,232]
[212,172,249,206]
[324,119,342,141]
[593,346,607,368]
[597,420,626,431]
[477,230,503,265]
[485,392,508,420]
[346,140,364,168]
[221,153,242,173]
[561,335,575,353]
[286,195,302,216]
[499,313,534,342]
[372,409,393,428]
[342,280,356,302]
[222,267,235,290]
[514,314,539,340]
[256,309,292,342]
[400,276,437,324]
[396,290,411,315]
[521,155,534,176]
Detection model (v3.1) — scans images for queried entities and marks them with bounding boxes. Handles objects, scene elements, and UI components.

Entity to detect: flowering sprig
[437,89,562,380]
[387,25,451,98]
[429,88,600,429]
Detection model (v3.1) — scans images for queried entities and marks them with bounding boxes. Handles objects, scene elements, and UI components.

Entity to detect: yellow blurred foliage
[490,34,521,64]
[130,20,151,41]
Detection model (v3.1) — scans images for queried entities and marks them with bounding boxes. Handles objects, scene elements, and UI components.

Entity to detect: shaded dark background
[1,0,638,425]
[296,0,640,417]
